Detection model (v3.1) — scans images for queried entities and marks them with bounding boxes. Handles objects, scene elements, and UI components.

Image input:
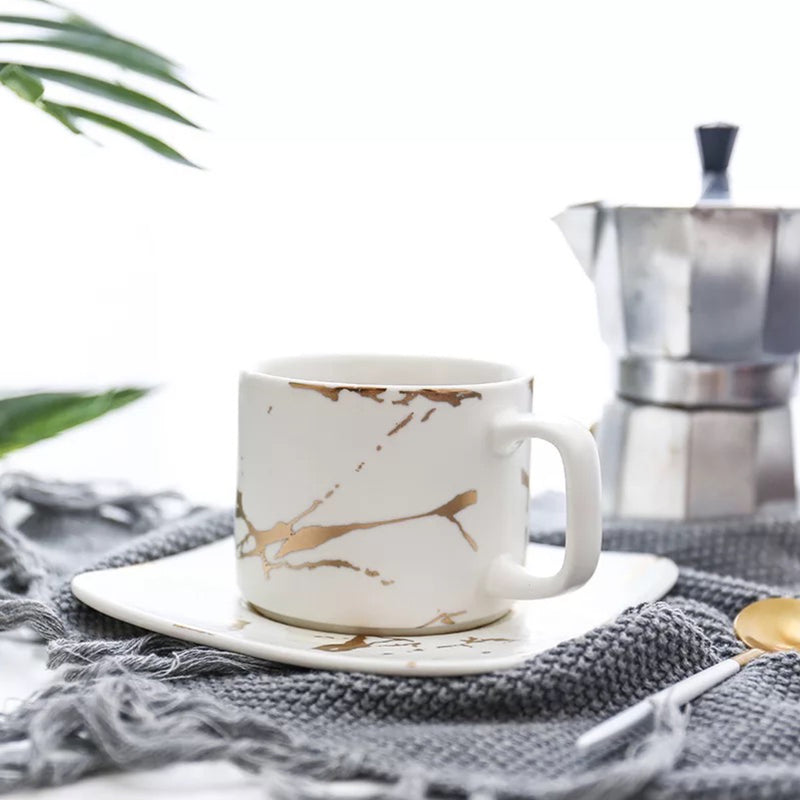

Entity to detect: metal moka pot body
[555,201,800,379]
[555,125,800,519]
[595,399,795,519]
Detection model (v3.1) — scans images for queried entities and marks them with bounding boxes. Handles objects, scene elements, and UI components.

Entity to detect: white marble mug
[236,355,602,634]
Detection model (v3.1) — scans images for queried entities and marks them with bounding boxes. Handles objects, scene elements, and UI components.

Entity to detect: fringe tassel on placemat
[0,670,364,794]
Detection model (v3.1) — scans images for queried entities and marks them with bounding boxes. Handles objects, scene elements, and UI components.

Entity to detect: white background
[6,0,800,504]
[5,2,800,798]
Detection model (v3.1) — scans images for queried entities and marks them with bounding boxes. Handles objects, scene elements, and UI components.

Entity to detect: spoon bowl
[734,597,800,653]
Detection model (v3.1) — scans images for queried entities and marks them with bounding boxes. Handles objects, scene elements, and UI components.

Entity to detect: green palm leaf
[0,62,42,101]
[23,67,200,127]
[0,388,149,458]
[0,2,201,166]
[0,14,177,68]
[41,100,199,166]
[0,34,195,92]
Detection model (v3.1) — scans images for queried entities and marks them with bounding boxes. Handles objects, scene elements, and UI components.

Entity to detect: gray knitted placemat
[2,473,800,799]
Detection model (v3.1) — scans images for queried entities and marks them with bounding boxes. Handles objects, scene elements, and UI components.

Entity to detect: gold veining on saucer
[421,408,436,423]
[314,633,371,652]
[314,634,425,653]
[174,623,214,636]
[436,635,514,649]
[521,468,530,489]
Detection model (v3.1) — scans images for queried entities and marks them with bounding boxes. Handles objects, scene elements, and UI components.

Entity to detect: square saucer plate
[72,539,677,676]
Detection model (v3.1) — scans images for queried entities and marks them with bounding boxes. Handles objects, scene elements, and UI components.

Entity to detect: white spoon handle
[576,649,762,752]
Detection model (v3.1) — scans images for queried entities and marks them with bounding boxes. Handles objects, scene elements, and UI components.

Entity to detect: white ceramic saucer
[71,538,677,676]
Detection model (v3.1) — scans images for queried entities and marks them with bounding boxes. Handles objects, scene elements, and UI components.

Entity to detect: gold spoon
[577,597,800,751]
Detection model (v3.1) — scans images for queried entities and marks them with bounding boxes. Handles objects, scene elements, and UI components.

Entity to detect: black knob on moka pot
[696,122,738,200]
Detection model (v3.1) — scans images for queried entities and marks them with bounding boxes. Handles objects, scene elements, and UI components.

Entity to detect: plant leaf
[0,63,43,101]
[0,14,110,34]
[40,101,199,166]
[37,96,81,132]
[23,67,200,127]
[0,34,196,93]
[0,15,177,69]
[0,388,149,458]
[0,8,201,165]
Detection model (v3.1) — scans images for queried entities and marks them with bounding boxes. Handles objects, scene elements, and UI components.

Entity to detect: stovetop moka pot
[555,124,800,519]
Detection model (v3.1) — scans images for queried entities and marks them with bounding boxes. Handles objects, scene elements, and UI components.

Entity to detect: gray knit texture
[2,474,800,799]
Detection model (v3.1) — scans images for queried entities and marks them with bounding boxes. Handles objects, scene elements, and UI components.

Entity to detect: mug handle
[485,411,602,600]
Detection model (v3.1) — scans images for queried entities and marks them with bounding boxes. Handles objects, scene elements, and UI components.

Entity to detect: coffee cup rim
[241,353,534,391]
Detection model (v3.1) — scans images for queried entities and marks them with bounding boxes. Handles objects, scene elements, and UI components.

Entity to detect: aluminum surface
[616,358,798,408]
[556,124,800,518]
[596,399,796,519]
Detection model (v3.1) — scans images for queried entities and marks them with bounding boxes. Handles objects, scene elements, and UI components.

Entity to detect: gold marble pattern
[174,623,214,636]
[289,382,387,403]
[240,377,484,604]
[392,389,482,407]
[314,633,371,652]
[387,412,414,436]
[312,631,517,654]
[263,557,361,578]
[417,610,467,627]
[314,634,423,653]
[436,636,513,649]
[236,488,479,578]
